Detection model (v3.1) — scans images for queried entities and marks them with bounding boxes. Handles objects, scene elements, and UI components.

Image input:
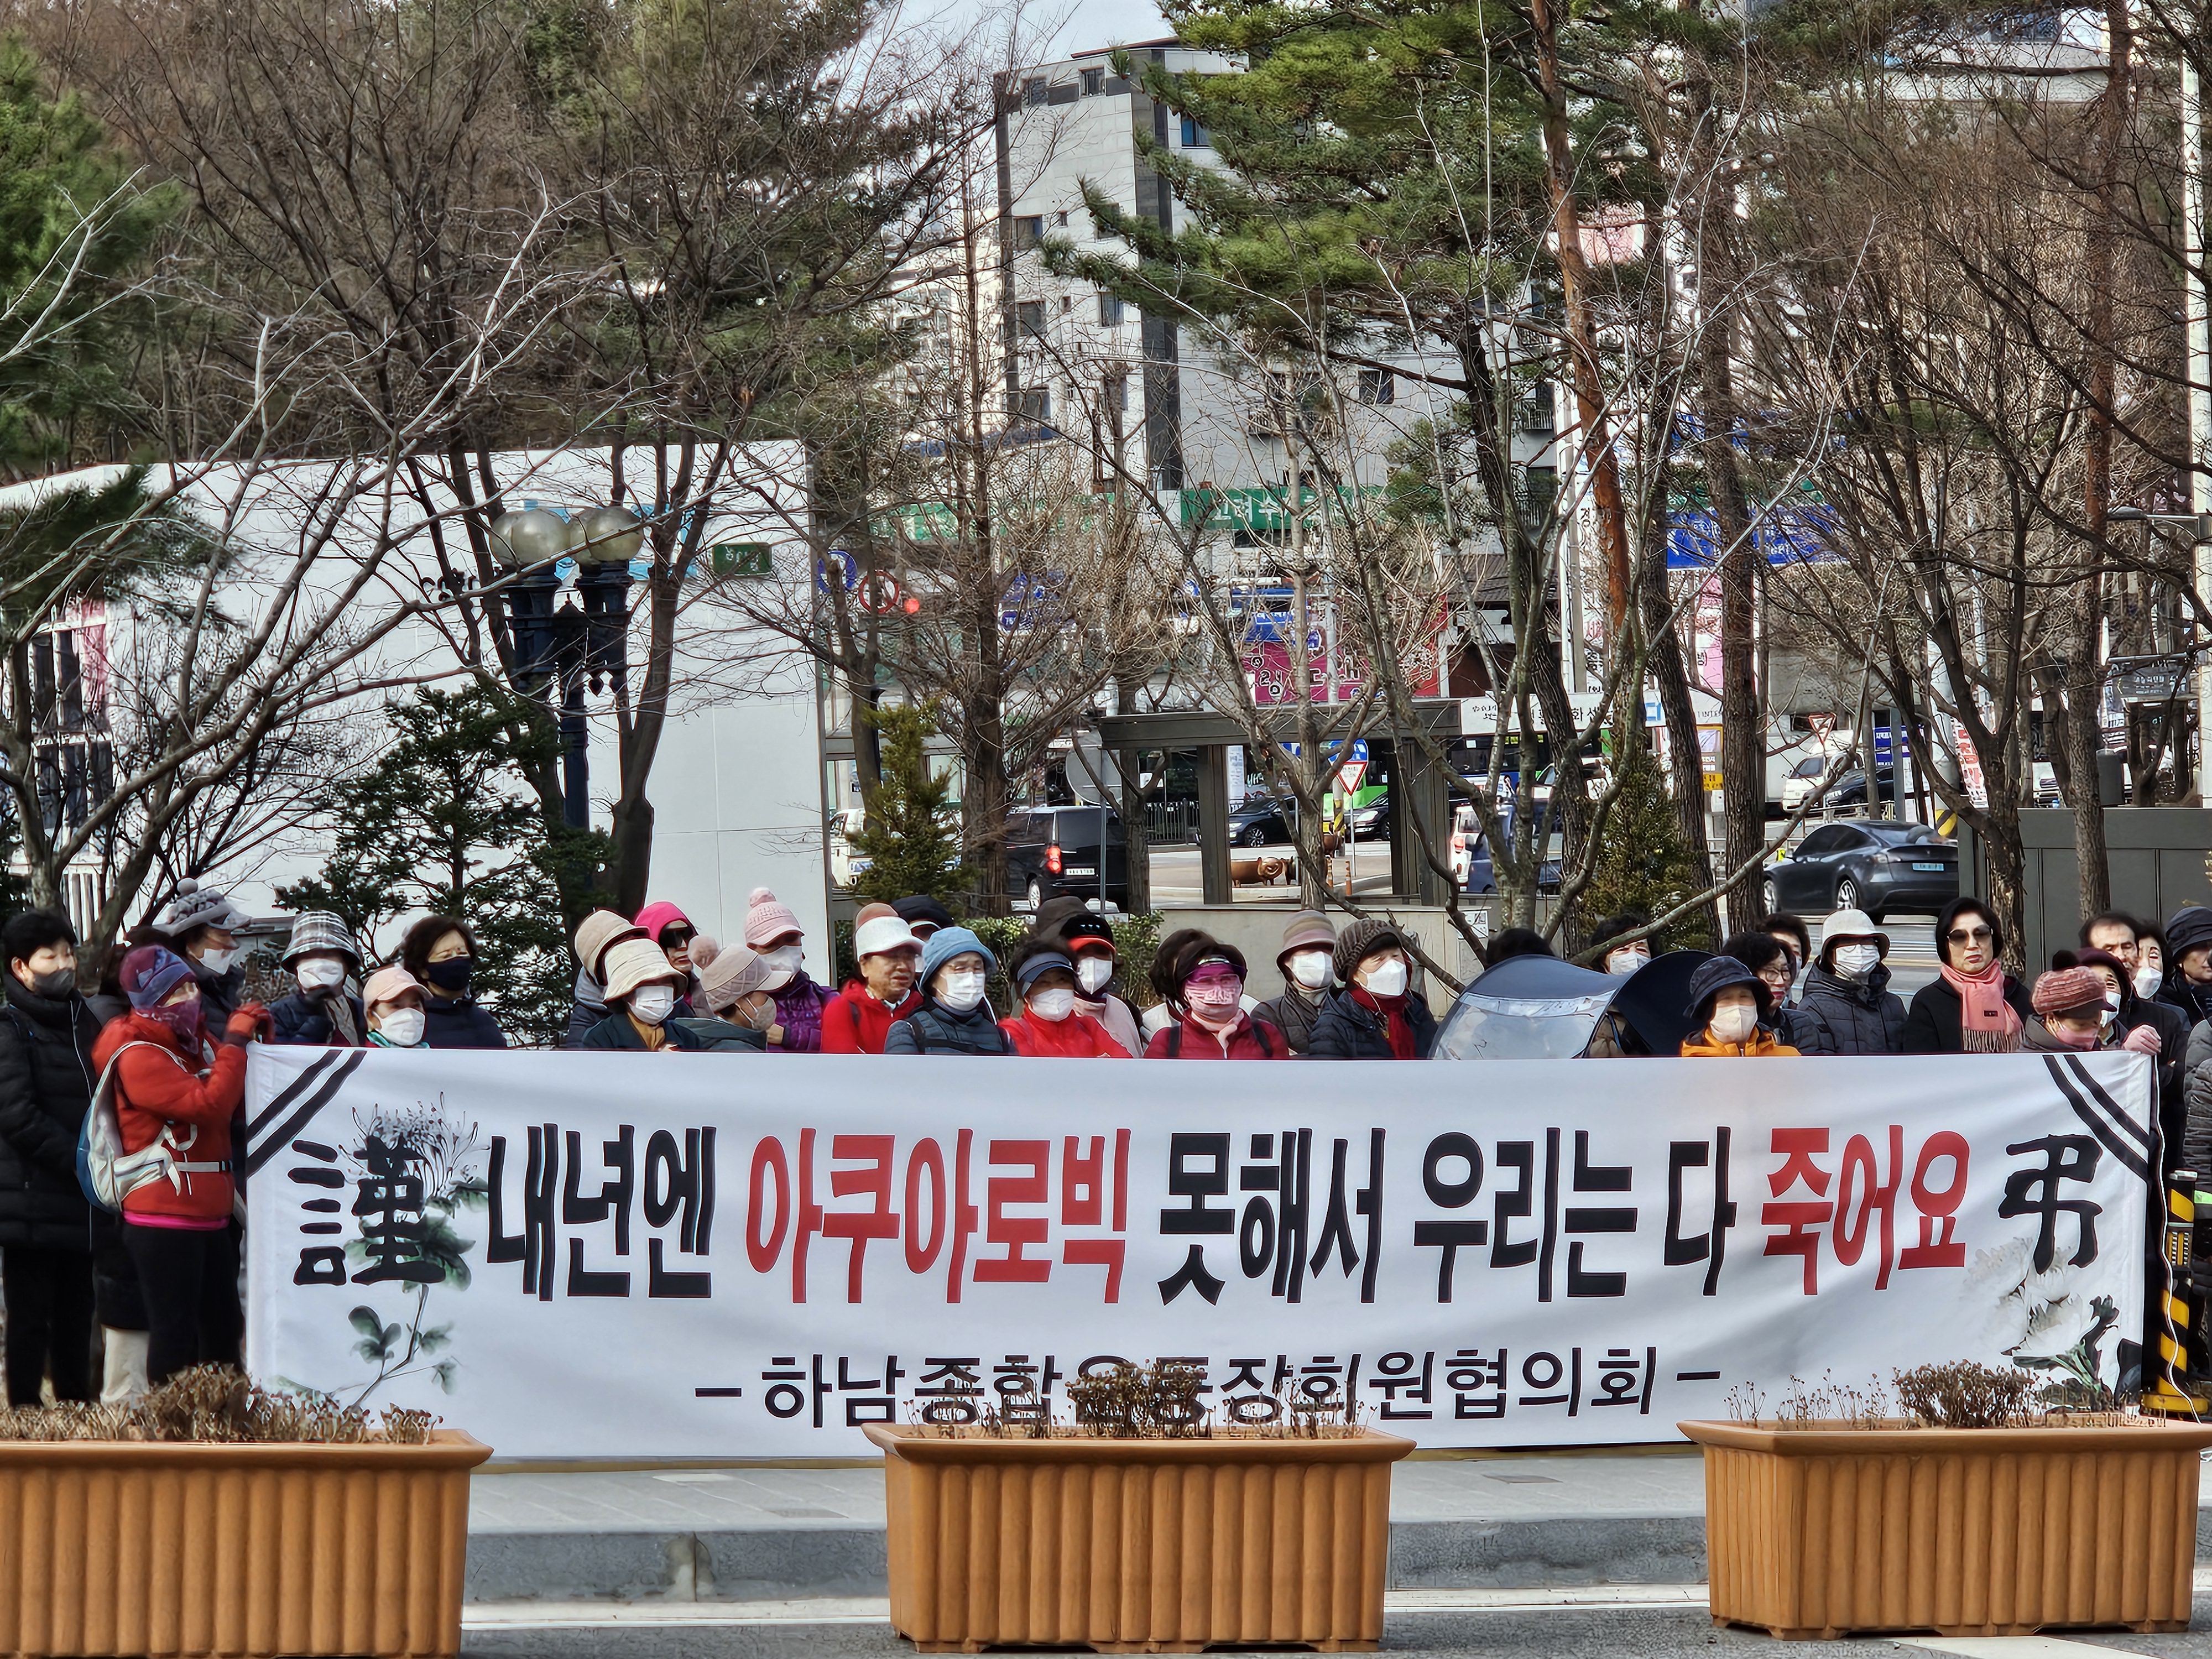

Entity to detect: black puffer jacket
[0,973,102,1249]
[2173,1022,2212,1180]
[1790,963,1908,1056]
[885,999,1012,1055]
[269,990,366,1047]
[1305,988,1439,1060]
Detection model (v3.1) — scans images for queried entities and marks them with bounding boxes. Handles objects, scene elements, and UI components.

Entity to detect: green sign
[711,542,773,577]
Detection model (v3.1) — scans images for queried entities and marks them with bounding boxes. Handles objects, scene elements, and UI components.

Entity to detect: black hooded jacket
[0,971,102,1249]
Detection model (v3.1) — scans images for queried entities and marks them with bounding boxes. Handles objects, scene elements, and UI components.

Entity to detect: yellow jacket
[1679,1027,1801,1058]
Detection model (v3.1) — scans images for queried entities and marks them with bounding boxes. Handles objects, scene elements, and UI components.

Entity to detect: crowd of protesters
[0,866,2206,1411]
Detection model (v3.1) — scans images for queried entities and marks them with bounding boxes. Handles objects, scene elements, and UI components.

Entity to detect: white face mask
[377,1008,425,1048]
[1833,944,1880,979]
[1604,947,1649,976]
[296,958,347,992]
[629,984,676,1026]
[1028,987,1076,1022]
[1361,958,1409,998]
[1287,950,1333,990]
[2136,965,2164,1000]
[761,944,805,975]
[937,969,988,1012]
[1708,1004,1759,1045]
[200,947,240,974]
[1076,957,1115,995]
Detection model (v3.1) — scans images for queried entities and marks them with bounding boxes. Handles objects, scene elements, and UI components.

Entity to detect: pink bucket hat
[744,886,804,949]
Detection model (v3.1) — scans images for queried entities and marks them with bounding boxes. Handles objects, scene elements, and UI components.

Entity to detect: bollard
[2143,1170,2210,1416]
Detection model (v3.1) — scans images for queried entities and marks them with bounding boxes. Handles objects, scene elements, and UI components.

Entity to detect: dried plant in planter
[1892,1361,2039,1429]
[0,1365,440,1444]
[1775,1371,1890,1430]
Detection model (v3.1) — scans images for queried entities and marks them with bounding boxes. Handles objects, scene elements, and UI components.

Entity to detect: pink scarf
[1938,960,2022,1053]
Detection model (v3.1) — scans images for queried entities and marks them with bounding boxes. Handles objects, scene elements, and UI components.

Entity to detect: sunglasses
[1945,926,1994,945]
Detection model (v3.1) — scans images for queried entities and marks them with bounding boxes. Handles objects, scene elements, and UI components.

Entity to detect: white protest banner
[243,1049,2152,1459]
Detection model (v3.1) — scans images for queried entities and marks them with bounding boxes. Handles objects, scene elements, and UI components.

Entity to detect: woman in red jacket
[96,946,265,1384]
[822,905,924,1053]
[1000,945,1126,1058]
[1141,931,1285,1059]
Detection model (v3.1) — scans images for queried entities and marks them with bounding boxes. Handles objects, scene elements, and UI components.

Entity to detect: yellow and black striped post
[2143,1170,2209,1416]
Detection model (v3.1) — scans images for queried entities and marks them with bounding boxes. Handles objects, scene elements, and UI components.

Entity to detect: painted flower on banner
[332,1100,484,1407]
[1966,1238,2121,1401]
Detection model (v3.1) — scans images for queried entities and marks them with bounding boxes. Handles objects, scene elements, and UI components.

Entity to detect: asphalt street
[460,1589,2212,1657]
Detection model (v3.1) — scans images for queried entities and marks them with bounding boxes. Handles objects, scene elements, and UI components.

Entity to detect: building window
[1023,77,1048,106]
[1055,210,1069,228]
[1357,368,1394,406]
[1082,67,1103,95]
[1099,290,1125,327]
[1017,299,1047,338]
[1013,387,1051,424]
[1013,215,1044,251]
[1110,369,1130,410]
[1180,115,1210,147]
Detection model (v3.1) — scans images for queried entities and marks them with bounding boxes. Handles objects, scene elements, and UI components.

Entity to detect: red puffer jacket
[95,1014,247,1226]
[999,1010,1128,1058]
[1142,1010,1285,1060]
[821,983,921,1054]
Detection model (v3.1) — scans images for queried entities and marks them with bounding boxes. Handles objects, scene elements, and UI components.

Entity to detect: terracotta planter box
[865,1424,1413,1653]
[1684,1417,2212,1640]
[0,1428,489,1659]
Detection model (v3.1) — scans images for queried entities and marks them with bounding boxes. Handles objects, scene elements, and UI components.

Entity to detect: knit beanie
[574,910,644,979]
[920,926,997,986]
[693,933,778,1014]
[854,902,922,959]
[121,946,195,1011]
[158,879,249,938]
[1279,909,1337,971]
[2032,966,2107,1020]
[744,886,804,949]
[1333,917,1407,983]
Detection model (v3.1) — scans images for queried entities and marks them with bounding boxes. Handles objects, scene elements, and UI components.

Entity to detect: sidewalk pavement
[463,1452,1706,1604]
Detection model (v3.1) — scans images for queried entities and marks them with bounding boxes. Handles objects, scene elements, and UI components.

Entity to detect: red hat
[2032,966,2107,1020]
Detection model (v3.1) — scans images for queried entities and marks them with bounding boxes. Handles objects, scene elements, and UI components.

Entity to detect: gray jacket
[2179,1021,2212,1178]
[1790,963,1907,1057]
[1254,984,1328,1055]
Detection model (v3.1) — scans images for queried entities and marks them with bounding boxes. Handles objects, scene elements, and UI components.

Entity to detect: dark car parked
[1817,767,1896,810]
[1195,795,1298,848]
[1009,805,1129,910]
[1762,820,1957,922]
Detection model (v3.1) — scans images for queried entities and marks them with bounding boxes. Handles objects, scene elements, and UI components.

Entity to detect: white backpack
[76,1041,228,1213]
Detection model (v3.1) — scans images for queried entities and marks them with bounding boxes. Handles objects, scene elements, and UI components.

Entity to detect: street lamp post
[489,504,646,831]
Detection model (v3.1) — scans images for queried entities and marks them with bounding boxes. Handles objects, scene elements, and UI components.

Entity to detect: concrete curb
[465,1516,1709,1604]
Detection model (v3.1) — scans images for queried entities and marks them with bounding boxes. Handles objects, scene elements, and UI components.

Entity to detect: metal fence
[1144,799,1199,846]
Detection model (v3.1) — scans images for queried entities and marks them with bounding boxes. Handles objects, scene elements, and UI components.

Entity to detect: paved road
[460,1592,2212,1657]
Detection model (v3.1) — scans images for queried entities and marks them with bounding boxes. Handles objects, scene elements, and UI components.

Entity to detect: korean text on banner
[243,1050,2152,1459]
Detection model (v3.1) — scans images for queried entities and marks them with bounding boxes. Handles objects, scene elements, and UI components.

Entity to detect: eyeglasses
[1756,965,1793,985]
[1945,926,1994,945]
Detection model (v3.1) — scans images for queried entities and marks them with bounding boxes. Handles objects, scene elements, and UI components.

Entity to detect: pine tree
[276,685,607,1044]
[1580,739,1713,951]
[847,702,969,907]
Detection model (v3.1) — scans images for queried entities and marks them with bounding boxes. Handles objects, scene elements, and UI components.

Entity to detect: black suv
[1006,805,1129,910]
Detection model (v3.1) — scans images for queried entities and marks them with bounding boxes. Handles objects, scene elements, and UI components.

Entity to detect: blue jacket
[269,990,366,1047]
[885,999,1011,1055]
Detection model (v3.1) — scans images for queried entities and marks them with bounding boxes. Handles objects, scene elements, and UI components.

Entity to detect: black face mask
[424,958,473,994]
[27,968,73,1000]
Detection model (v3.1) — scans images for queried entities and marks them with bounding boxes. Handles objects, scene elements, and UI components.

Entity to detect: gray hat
[282,911,361,968]
[159,879,251,938]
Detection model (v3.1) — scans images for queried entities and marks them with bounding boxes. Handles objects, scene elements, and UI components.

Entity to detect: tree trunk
[1530,0,1633,635]
[1640,528,1720,937]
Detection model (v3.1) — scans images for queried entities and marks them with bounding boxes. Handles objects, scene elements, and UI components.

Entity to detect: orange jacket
[94,1013,247,1224]
[1679,1027,1801,1058]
